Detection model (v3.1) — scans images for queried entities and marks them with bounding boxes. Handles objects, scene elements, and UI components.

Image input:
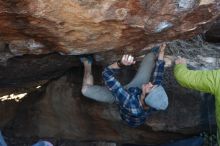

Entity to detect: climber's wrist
[117,60,125,68]
[108,62,120,69]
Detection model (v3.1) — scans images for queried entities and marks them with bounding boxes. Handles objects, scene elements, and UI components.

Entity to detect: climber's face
[142,82,157,95]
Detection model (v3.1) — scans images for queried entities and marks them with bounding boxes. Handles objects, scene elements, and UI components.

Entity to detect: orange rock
[0,0,218,57]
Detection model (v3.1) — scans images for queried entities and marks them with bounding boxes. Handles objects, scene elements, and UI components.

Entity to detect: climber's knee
[81,85,89,96]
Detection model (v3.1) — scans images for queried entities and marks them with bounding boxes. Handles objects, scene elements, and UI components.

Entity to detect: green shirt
[174,64,220,144]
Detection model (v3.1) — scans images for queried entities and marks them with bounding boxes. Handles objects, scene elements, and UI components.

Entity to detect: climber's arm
[153,44,166,85]
[174,57,216,94]
[108,54,136,69]
[102,55,136,104]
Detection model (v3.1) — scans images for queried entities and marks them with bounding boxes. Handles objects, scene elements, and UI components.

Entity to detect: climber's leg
[82,85,115,103]
[81,58,115,103]
[125,52,156,89]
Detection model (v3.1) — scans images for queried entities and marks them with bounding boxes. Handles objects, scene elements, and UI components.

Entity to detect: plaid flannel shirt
[102,59,165,127]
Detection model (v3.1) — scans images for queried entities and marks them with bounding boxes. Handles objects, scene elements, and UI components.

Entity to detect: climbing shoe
[151,46,160,54]
[79,54,93,64]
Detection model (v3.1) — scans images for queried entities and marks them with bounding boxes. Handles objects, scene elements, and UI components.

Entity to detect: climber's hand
[158,43,166,60]
[121,54,136,66]
[175,56,186,64]
[160,43,166,52]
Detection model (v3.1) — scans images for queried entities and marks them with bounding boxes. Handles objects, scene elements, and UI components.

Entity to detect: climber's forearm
[158,50,165,60]
[158,43,166,60]
[108,62,120,69]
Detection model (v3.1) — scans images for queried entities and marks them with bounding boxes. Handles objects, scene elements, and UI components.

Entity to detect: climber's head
[142,83,168,110]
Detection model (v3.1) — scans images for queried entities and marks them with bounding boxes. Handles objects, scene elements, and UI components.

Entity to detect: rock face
[0,0,219,59]
[0,0,219,145]
[0,0,218,87]
[4,67,216,145]
[0,101,18,129]
[205,17,220,43]
[0,53,78,87]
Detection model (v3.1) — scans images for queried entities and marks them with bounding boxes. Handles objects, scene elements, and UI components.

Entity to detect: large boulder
[0,0,218,88]
[0,0,219,58]
[0,1,219,145]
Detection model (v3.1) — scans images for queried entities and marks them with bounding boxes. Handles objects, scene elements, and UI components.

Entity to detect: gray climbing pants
[82,52,156,103]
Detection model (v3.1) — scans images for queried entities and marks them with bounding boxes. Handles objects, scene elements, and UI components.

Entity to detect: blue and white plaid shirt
[102,59,165,127]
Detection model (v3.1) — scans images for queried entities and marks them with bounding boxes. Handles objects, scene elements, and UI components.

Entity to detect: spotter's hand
[175,56,186,64]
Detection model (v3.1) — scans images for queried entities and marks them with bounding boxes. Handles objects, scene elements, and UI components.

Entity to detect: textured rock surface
[0,0,219,145]
[205,17,220,43]
[0,53,78,88]
[0,0,219,60]
[0,0,218,87]
[3,66,215,144]
[0,101,18,128]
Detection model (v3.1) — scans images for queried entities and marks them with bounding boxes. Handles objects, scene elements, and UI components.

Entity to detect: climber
[174,57,220,144]
[81,44,168,127]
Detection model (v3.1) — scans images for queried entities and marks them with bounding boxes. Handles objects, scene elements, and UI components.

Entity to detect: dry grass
[167,35,220,69]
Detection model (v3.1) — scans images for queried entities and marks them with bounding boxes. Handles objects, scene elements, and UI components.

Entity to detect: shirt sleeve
[102,67,130,105]
[152,59,165,85]
[174,64,217,94]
